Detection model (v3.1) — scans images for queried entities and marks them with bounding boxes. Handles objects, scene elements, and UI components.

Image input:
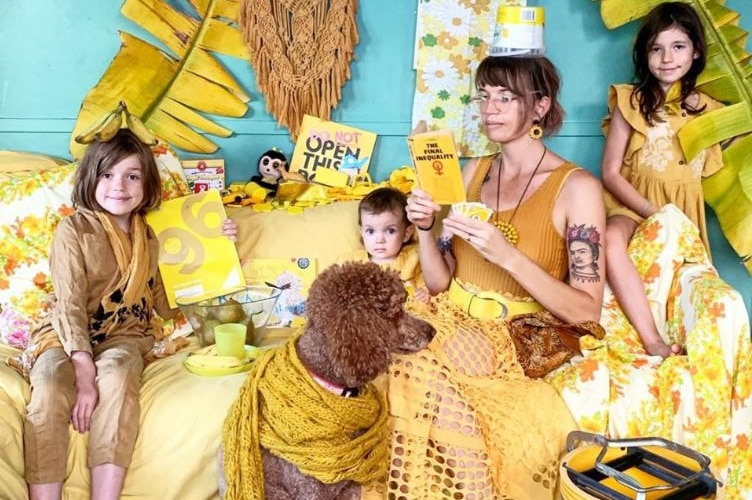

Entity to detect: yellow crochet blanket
[221,334,388,499]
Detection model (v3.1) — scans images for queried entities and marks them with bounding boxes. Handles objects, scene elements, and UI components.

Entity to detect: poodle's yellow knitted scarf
[221,334,388,500]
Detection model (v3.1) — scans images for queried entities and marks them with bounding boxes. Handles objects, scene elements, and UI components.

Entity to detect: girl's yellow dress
[337,243,424,296]
[603,84,723,252]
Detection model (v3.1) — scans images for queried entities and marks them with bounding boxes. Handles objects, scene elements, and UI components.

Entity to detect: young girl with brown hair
[18,129,235,500]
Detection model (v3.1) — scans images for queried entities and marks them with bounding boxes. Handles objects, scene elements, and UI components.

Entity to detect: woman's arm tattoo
[567,223,602,283]
[438,236,453,258]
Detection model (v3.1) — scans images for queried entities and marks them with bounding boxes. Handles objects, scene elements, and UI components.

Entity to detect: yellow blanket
[0,338,246,499]
[547,205,752,499]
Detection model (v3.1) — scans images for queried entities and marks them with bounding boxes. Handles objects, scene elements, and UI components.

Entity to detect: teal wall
[1,0,750,315]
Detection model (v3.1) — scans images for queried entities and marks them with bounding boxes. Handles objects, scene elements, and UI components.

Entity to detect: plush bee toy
[249,148,288,195]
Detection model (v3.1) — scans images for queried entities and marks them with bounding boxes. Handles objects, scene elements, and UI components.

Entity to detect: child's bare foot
[644,340,682,358]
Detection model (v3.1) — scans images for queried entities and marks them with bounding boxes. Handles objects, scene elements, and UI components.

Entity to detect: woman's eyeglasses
[470,92,520,112]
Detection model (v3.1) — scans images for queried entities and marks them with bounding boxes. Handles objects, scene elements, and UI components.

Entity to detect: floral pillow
[0,160,76,348]
[0,145,191,349]
[152,141,191,200]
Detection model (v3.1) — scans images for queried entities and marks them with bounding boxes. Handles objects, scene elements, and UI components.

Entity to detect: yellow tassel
[239,0,359,138]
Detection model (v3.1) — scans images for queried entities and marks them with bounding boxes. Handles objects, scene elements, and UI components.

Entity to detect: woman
[374,55,606,499]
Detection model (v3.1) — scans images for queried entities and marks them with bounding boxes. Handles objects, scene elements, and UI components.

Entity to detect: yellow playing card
[451,202,493,221]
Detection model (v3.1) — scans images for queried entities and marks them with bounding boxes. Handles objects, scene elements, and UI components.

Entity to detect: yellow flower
[437,31,458,50]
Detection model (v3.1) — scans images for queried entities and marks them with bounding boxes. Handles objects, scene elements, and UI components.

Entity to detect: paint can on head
[490,6,545,57]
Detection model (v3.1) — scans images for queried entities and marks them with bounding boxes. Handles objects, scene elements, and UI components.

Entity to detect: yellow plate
[183,345,260,377]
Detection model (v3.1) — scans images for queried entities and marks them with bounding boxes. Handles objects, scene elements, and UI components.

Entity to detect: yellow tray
[560,431,718,500]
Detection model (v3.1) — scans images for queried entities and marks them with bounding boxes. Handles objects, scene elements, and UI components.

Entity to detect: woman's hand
[406,188,441,231]
[442,213,510,264]
[70,351,98,433]
[221,218,238,243]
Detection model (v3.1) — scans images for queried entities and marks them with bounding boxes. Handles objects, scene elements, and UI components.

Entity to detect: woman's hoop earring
[529,119,543,140]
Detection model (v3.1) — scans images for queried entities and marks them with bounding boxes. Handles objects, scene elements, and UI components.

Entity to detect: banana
[194,344,218,356]
[123,102,158,146]
[183,344,259,376]
[74,101,125,144]
[185,353,247,370]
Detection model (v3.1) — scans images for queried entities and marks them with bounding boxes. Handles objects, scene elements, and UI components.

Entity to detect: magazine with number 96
[145,189,245,308]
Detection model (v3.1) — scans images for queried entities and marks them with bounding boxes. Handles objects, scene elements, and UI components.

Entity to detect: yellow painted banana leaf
[69,0,249,159]
[594,0,752,273]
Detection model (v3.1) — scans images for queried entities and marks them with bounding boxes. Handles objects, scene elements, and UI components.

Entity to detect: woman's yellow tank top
[453,155,579,299]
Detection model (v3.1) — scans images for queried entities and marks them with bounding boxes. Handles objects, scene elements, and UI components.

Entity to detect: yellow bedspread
[0,338,247,500]
[548,205,752,499]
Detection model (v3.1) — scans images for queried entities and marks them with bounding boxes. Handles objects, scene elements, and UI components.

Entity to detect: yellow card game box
[181,158,225,193]
[289,115,377,187]
[145,189,244,308]
[242,257,317,328]
[407,129,466,204]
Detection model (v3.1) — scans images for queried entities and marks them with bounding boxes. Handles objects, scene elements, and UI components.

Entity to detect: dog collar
[308,370,360,398]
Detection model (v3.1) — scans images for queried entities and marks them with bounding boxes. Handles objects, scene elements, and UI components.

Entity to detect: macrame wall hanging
[240,0,359,139]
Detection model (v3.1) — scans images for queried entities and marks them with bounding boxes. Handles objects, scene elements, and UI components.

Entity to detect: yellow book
[289,114,377,187]
[145,189,244,308]
[407,129,466,204]
[242,257,317,328]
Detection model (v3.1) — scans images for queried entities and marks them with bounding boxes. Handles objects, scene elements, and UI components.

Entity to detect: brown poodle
[220,261,435,500]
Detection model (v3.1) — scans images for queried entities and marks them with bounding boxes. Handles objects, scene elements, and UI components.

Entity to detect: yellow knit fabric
[221,333,388,500]
[361,297,577,500]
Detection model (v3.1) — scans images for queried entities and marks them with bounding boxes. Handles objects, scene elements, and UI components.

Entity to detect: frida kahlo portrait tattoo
[567,223,601,283]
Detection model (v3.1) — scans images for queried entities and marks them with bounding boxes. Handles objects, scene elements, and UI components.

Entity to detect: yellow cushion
[0,150,68,178]
[152,142,191,200]
[229,201,362,272]
[0,344,28,500]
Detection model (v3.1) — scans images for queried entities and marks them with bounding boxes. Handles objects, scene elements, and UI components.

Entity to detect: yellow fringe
[221,333,388,500]
[239,0,359,138]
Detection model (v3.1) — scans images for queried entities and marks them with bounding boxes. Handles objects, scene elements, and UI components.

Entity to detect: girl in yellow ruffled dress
[601,2,723,358]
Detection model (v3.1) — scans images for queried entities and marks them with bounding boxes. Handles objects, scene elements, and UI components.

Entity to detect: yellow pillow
[152,142,190,199]
[0,150,68,176]
[229,201,362,272]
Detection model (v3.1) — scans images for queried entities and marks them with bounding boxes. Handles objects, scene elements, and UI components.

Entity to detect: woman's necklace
[493,146,547,245]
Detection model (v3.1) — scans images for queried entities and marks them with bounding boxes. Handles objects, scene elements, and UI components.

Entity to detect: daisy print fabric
[413,0,525,157]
